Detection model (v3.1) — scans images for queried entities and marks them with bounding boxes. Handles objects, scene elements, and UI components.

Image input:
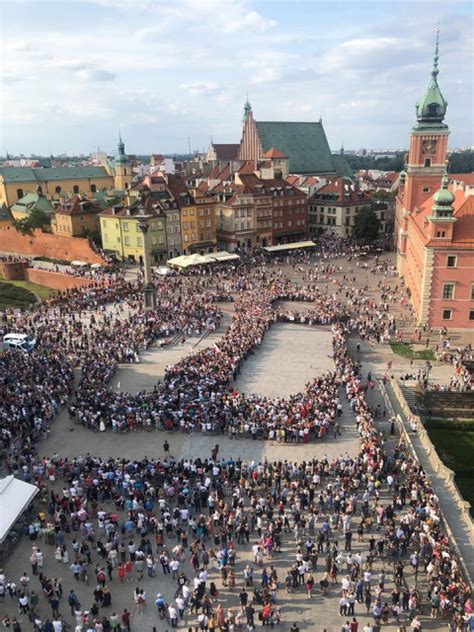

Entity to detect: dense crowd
[0,244,472,631]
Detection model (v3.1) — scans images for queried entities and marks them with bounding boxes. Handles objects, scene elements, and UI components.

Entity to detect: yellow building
[99,204,167,263]
[181,195,216,254]
[53,195,102,237]
[0,166,114,207]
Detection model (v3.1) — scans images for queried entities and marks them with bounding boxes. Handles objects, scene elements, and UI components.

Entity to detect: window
[436,231,446,238]
[469,310,474,321]
[55,186,61,194]
[447,255,457,268]
[442,309,452,320]
[137,237,143,247]
[424,158,431,167]
[123,222,129,231]
[442,283,455,300]
[73,185,79,194]
[91,184,97,193]
[471,285,474,300]
[16,188,24,199]
[422,187,430,193]
[124,169,127,176]
[80,215,85,222]
[103,233,108,241]
[124,236,130,246]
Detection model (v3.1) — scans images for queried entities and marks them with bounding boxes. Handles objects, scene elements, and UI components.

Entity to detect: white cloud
[76,69,116,82]
[163,0,277,34]
[181,81,221,96]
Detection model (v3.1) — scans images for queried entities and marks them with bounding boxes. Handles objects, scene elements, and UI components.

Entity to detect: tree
[12,207,51,236]
[353,206,380,242]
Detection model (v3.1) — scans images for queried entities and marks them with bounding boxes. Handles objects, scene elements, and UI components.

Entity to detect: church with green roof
[238,100,351,177]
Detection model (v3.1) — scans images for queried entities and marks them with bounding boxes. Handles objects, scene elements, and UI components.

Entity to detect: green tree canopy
[353,206,380,242]
[12,207,51,236]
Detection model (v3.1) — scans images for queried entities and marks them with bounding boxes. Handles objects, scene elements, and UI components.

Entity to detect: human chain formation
[0,249,472,632]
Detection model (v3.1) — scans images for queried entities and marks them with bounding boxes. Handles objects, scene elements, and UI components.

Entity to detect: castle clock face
[422,140,436,154]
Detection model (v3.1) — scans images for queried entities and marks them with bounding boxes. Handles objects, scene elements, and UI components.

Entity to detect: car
[2,333,36,353]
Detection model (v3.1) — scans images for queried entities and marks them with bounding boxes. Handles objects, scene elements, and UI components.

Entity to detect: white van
[2,333,36,353]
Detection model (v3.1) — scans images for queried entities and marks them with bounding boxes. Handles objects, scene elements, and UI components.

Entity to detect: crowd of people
[0,243,472,631]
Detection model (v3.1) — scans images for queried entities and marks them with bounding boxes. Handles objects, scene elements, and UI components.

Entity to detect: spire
[432,24,440,80]
[415,26,448,127]
[118,131,125,155]
[115,131,128,165]
[242,95,252,125]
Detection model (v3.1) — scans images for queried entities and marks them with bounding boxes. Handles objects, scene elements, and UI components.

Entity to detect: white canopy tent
[210,251,240,262]
[263,241,316,253]
[167,254,215,268]
[0,476,39,544]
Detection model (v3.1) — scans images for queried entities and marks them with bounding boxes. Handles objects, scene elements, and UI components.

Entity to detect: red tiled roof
[238,161,256,175]
[301,176,319,186]
[263,147,286,158]
[165,174,190,200]
[56,195,102,216]
[312,178,370,204]
[449,173,474,186]
[452,194,474,244]
[212,144,240,161]
[207,164,222,180]
[286,175,300,185]
[196,181,209,193]
[411,187,474,246]
[239,173,306,198]
[99,205,162,218]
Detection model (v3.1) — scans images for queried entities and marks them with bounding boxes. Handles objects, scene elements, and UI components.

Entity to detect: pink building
[395,32,474,330]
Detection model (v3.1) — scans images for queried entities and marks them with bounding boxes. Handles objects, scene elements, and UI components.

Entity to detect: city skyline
[1,0,472,155]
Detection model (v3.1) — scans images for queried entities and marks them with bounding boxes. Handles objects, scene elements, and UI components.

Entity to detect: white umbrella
[90,263,102,269]
[71,260,88,267]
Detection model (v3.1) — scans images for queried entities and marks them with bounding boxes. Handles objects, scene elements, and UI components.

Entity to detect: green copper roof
[115,133,129,165]
[11,192,54,215]
[415,29,448,128]
[242,97,252,124]
[255,120,342,175]
[332,153,353,178]
[432,173,454,209]
[0,166,110,183]
[0,203,13,222]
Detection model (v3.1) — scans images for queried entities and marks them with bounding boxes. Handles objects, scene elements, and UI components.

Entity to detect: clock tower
[403,29,449,214]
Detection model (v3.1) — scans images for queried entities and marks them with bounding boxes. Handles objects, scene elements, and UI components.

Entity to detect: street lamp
[136,213,156,310]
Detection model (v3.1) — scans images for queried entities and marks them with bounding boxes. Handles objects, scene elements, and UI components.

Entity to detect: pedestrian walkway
[385,381,474,582]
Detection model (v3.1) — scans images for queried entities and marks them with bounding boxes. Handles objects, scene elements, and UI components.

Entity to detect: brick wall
[0,261,29,280]
[0,227,104,264]
[26,268,94,290]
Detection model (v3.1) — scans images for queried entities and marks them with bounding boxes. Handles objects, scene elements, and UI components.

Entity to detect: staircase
[399,384,419,412]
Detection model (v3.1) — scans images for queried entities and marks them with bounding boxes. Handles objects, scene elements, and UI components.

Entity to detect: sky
[0,0,472,156]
